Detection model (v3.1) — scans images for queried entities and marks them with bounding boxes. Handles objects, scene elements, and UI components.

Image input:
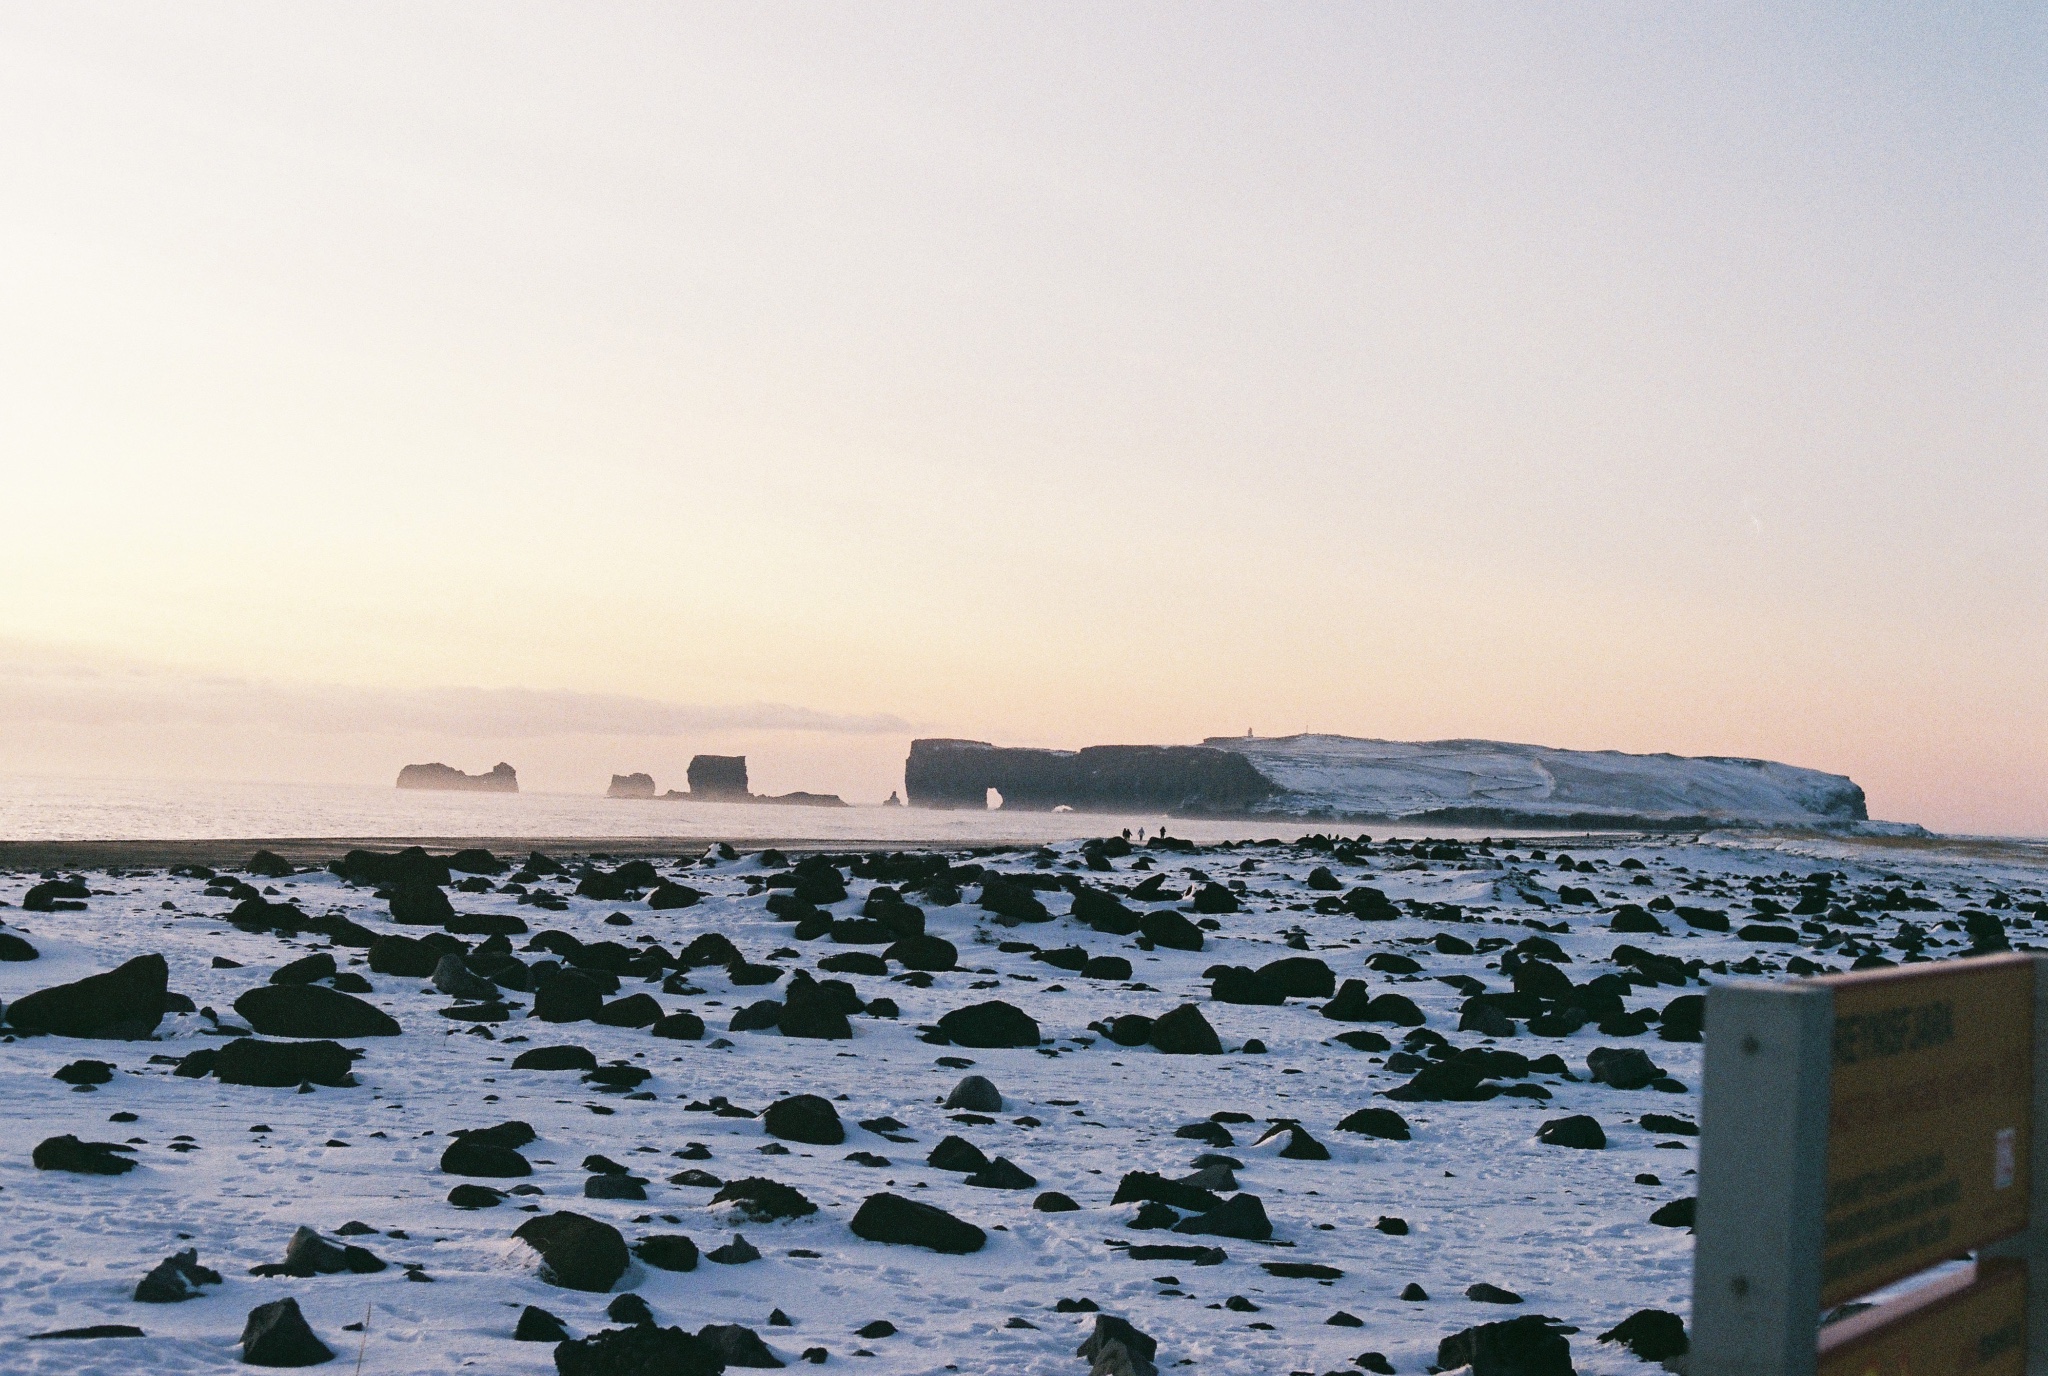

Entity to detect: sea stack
[396,762,519,793]
[686,755,750,800]
[606,773,657,799]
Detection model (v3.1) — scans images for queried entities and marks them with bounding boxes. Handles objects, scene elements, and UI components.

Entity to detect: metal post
[1692,980,1836,1376]
[1980,952,2048,1376]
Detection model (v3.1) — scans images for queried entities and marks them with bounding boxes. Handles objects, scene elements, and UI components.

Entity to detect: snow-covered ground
[0,829,2041,1374]
[1209,735,1875,827]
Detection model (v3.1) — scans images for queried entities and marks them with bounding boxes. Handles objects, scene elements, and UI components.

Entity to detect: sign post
[1693,952,2048,1376]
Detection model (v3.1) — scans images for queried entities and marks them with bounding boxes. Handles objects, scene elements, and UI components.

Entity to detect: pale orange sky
[1,5,2043,834]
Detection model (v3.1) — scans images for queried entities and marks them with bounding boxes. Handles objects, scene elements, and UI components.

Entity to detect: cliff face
[1206,734,1871,825]
[901,733,1879,826]
[686,755,750,800]
[903,739,1279,814]
[395,762,518,793]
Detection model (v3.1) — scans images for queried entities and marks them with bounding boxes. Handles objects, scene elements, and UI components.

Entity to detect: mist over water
[0,774,1358,845]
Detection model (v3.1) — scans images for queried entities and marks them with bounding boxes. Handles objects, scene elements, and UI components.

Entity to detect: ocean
[0,774,1361,845]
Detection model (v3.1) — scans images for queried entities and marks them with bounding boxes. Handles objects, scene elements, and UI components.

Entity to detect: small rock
[514,1305,570,1342]
[944,1074,1003,1112]
[849,1192,986,1253]
[1536,1115,1607,1150]
[134,1248,222,1302]
[762,1094,845,1146]
[706,1234,762,1265]
[240,1296,334,1367]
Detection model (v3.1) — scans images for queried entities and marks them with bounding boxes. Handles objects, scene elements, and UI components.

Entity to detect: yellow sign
[1817,1260,2026,1376]
[1822,954,2034,1307]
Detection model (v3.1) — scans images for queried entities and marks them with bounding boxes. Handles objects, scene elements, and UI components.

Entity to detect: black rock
[22,877,89,911]
[442,1136,531,1177]
[134,1247,222,1302]
[763,1094,845,1146]
[54,1059,115,1085]
[849,1193,986,1254]
[1077,1314,1158,1376]
[1650,1197,1697,1229]
[447,1184,507,1209]
[512,1044,597,1071]
[706,1234,762,1265]
[944,1074,1003,1112]
[1189,882,1238,914]
[1139,911,1205,951]
[927,1135,991,1173]
[712,1177,819,1222]
[1034,1191,1081,1212]
[554,1325,723,1376]
[388,881,455,926]
[1148,1003,1222,1055]
[33,1134,135,1174]
[513,1305,569,1342]
[234,985,399,1039]
[778,995,852,1041]
[250,1226,385,1277]
[333,846,450,888]
[936,1000,1040,1048]
[1364,993,1426,1026]
[819,951,888,976]
[1127,1201,1181,1230]
[884,933,958,971]
[1537,1115,1607,1149]
[653,1011,707,1040]
[534,971,607,1023]
[213,1039,355,1088]
[1587,1046,1663,1090]
[1320,979,1376,1021]
[1467,1283,1523,1304]
[5,953,168,1039]
[514,1211,629,1292]
[1261,1124,1331,1160]
[1599,1308,1689,1361]
[634,1235,700,1272]
[1097,1014,1155,1046]
[1071,888,1143,935]
[1337,1107,1412,1140]
[366,935,445,978]
[23,1324,143,1341]
[1171,1194,1272,1240]
[593,993,664,1028]
[1113,1172,1223,1214]
[607,1294,654,1326]
[1658,994,1706,1042]
[964,1156,1037,1190]
[248,849,294,878]
[240,1296,334,1367]
[648,882,704,910]
[1209,966,1286,1006]
[1258,956,1335,998]
[730,1000,785,1033]
[1437,1314,1575,1376]
[698,1322,782,1367]
[271,953,337,986]
[0,930,39,961]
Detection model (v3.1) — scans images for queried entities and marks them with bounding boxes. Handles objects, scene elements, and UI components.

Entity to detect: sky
[0,4,2042,834]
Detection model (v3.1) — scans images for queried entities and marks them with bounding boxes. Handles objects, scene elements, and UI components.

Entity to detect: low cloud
[0,642,909,738]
